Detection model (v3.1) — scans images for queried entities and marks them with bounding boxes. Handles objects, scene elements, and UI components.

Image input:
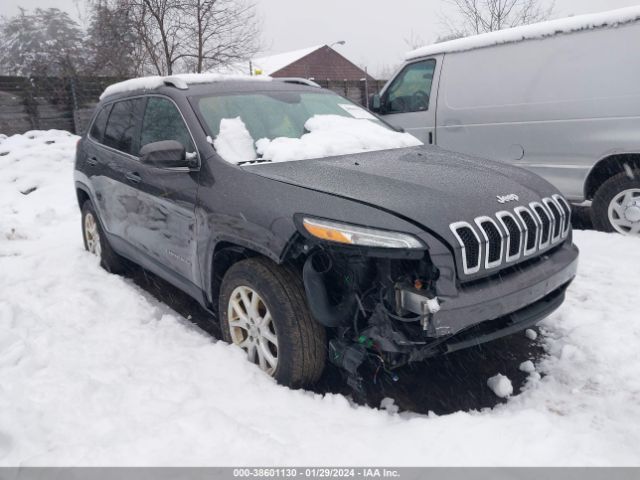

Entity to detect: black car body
[74,77,579,389]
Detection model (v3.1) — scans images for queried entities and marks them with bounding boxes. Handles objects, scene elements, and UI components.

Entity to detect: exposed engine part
[396,285,441,333]
[302,251,358,327]
[328,339,367,393]
[302,246,445,383]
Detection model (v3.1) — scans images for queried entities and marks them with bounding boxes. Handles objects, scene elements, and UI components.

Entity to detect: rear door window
[89,104,111,143]
[140,97,195,153]
[384,59,436,114]
[103,99,143,155]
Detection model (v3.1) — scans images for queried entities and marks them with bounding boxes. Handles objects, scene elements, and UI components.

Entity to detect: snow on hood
[406,6,640,60]
[215,114,422,165]
[100,73,272,100]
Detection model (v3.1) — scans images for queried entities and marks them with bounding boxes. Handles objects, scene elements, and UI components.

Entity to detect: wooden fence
[0,76,387,136]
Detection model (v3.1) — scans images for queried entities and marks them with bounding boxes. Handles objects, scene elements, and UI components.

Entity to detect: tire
[219,257,326,388]
[81,200,127,273]
[592,169,640,236]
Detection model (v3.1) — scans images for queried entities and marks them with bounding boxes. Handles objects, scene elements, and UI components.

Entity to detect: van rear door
[376,55,443,145]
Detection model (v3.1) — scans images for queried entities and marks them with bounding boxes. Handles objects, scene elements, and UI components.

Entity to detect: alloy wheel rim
[84,212,102,257]
[608,189,640,236]
[227,285,278,375]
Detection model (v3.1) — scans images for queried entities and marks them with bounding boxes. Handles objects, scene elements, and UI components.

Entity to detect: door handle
[87,156,98,166]
[125,172,142,184]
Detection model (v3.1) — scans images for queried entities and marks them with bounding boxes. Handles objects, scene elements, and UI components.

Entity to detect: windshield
[196,90,422,165]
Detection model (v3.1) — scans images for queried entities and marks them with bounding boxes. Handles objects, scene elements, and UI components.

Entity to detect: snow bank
[2,133,640,466]
[254,115,422,164]
[100,73,271,100]
[406,6,640,60]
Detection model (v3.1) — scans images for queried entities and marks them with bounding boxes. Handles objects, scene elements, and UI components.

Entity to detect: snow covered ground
[1,131,640,466]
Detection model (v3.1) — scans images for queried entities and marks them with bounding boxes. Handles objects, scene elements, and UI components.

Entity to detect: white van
[371,7,640,236]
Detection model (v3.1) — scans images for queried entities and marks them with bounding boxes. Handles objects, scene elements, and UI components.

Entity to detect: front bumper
[429,241,579,338]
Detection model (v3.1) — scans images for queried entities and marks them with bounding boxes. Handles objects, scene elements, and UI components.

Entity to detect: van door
[376,56,443,144]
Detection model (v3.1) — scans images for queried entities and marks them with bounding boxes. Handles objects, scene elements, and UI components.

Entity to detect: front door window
[384,59,436,114]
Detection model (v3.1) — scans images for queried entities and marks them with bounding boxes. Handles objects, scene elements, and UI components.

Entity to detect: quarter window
[140,97,195,153]
[89,104,111,143]
[384,59,436,114]
[103,99,142,155]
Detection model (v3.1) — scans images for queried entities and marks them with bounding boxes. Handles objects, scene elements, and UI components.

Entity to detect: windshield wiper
[237,159,272,166]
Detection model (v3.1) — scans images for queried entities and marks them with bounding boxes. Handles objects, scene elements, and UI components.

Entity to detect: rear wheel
[219,257,326,388]
[592,170,640,236]
[81,200,127,273]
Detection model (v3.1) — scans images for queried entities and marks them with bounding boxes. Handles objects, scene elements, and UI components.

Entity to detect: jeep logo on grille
[497,194,519,204]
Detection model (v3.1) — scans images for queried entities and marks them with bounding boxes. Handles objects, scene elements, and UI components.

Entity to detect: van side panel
[435,22,640,202]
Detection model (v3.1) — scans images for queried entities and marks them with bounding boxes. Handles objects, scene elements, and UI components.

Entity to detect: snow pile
[519,361,536,374]
[406,6,640,60]
[0,130,79,242]
[213,115,422,165]
[2,132,640,466]
[487,374,514,398]
[254,115,421,164]
[100,73,272,99]
[213,117,257,164]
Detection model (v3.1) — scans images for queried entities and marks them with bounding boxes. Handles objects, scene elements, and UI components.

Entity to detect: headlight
[302,217,424,249]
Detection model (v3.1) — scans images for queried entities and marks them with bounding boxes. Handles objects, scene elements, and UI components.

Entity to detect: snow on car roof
[100,73,272,100]
[405,6,640,61]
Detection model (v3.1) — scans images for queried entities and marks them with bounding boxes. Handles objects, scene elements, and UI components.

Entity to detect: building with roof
[238,45,376,82]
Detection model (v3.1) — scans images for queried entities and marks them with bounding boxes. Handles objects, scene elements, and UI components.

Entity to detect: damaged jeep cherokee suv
[74,75,579,389]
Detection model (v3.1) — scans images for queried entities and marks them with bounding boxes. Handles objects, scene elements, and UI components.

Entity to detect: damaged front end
[294,216,578,393]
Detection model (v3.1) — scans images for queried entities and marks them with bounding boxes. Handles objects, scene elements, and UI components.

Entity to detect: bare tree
[119,0,259,75]
[86,1,143,76]
[443,0,554,36]
[123,0,187,75]
[404,30,427,50]
[181,0,260,73]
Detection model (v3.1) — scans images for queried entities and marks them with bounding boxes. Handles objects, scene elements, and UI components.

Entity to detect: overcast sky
[1,0,637,77]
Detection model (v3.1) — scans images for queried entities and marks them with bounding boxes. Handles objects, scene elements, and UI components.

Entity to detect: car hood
[243,146,559,244]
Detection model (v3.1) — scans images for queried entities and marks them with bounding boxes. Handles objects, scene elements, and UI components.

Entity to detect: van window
[90,104,111,143]
[384,59,436,114]
[103,99,142,155]
[140,97,194,152]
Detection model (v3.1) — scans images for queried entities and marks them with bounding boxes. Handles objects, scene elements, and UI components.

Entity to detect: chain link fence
[0,76,387,136]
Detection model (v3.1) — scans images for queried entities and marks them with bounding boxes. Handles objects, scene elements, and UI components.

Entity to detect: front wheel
[592,170,640,236]
[219,257,326,388]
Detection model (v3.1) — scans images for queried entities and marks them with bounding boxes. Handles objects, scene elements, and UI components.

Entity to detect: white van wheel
[607,189,640,236]
[592,170,640,236]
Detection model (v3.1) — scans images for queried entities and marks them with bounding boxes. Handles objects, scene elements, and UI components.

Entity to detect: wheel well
[210,243,260,311]
[76,187,90,209]
[585,154,640,200]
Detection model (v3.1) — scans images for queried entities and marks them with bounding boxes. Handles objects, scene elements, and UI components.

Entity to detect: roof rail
[163,77,188,90]
[277,77,321,88]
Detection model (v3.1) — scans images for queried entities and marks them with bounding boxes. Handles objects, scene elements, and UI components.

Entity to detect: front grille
[497,212,522,261]
[544,199,563,241]
[532,203,552,247]
[553,194,572,236]
[477,218,503,267]
[450,196,570,276]
[517,208,538,253]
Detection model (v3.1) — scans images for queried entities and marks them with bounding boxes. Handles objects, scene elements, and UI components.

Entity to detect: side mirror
[369,94,382,113]
[140,140,191,169]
